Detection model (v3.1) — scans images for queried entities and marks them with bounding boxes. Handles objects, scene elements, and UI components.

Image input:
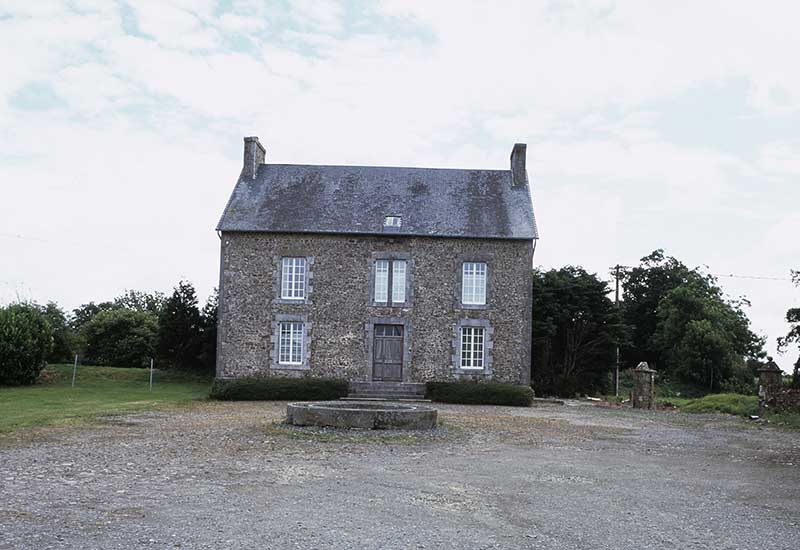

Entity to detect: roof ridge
[262,163,512,173]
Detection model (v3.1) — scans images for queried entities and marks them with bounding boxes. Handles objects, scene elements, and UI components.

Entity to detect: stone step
[349,390,426,396]
[349,395,426,401]
[349,382,425,395]
[350,389,425,396]
[341,396,432,403]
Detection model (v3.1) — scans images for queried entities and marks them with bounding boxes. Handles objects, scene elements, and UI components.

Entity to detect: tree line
[0,281,216,386]
[2,249,798,394]
[532,249,798,397]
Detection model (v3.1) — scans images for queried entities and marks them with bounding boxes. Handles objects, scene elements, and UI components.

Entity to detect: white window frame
[374,258,407,306]
[281,257,306,300]
[461,262,487,305]
[278,321,304,365]
[460,326,485,369]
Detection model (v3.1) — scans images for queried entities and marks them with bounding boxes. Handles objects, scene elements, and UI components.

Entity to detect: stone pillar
[757,359,783,414]
[631,362,656,410]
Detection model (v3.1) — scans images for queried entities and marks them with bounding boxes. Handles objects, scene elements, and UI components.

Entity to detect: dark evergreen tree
[531,267,622,396]
[198,289,218,375]
[157,281,203,371]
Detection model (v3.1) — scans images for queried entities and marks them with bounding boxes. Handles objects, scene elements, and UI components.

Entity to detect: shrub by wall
[210,377,349,401]
[425,381,534,406]
[680,393,758,416]
[0,303,53,386]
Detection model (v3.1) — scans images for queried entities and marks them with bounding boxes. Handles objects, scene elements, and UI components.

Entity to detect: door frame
[365,317,411,382]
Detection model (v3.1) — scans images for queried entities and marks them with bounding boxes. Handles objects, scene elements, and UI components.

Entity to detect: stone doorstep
[349,382,425,393]
[340,397,432,403]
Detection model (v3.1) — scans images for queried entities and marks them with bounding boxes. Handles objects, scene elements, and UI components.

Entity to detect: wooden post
[71,354,78,388]
[614,265,621,397]
[149,358,154,392]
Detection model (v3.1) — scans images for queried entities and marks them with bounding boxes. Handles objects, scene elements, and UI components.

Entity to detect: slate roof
[217,163,538,240]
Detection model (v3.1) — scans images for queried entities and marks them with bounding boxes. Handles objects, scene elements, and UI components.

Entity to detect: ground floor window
[460,326,485,369]
[279,321,304,365]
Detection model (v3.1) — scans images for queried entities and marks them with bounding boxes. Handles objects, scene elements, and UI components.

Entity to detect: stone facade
[216,232,533,384]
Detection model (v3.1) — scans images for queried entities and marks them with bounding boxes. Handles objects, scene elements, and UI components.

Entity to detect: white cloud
[759,142,800,176]
[1,0,799,368]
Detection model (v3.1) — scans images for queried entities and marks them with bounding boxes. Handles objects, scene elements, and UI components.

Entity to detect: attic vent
[384,216,402,227]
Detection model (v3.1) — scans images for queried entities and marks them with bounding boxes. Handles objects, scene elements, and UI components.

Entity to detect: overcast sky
[1,1,798,371]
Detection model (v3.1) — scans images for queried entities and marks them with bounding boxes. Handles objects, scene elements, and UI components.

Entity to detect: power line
[609,264,793,283]
[711,273,792,282]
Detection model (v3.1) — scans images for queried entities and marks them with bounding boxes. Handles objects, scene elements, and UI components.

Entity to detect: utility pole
[614,264,621,397]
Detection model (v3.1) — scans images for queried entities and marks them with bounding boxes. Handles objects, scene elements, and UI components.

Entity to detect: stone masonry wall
[217,232,533,384]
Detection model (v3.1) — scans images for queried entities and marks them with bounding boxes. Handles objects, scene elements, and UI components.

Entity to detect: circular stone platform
[286,401,437,430]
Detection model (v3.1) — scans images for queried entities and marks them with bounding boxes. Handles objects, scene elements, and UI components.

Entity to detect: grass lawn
[0,364,212,433]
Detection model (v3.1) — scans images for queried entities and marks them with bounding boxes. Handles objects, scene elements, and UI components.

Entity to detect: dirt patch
[1,401,798,549]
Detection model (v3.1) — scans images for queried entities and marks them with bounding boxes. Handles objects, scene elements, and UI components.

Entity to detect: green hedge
[210,377,349,401]
[425,381,534,406]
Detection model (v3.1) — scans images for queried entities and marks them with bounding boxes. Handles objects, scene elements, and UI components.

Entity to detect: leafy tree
[157,281,203,371]
[653,281,763,391]
[38,302,76,363]
[0,303,53,386]
[531,267,621,396]
[83,309,158,368]
[777,269,800,388]
[620,250,710,369]
[113,289,166,315]
[71,301,115,332]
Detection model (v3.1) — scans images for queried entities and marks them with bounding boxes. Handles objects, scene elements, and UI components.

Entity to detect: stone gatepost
[631,362,657,410]
[757,358,783,414]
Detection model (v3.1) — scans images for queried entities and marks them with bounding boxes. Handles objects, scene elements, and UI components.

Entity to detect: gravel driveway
[1,401,798,549]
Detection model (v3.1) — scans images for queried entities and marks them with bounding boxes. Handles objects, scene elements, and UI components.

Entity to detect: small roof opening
[384,215,402,227]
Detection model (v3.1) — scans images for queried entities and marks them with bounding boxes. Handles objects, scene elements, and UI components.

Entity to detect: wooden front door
[372,324,404,381]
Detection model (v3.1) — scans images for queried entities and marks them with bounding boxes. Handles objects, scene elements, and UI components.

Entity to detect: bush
[83,309,158,368]
[210,377,349,401]
[425,381,534,406]
[0,303,53,386]
[680,393,758,416]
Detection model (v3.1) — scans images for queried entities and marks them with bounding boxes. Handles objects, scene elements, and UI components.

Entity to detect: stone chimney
[242,136,265,179]
[510,143,528,187]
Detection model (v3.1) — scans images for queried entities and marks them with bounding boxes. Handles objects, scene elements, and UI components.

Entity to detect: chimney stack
[242,136,265,179]
[510,143,528,187]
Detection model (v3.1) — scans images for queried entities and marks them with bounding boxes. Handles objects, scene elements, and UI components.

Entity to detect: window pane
[374,260,389,302]
[473,328,484,368]
[462,262,487,305]
[392,260,406,303]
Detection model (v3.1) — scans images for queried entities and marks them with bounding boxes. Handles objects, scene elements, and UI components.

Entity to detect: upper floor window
[281,257,306,300]
[461,262,487,305]
[375,259,407,305]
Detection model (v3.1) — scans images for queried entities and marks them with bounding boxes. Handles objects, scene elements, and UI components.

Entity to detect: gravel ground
[1,401,799,549]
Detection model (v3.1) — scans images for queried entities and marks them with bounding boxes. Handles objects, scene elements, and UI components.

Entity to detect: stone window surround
[365,316,412,382]
[451,318,494,377]
[273,254,314,305]
[454,253,493,310]
[367,251,414,308]
[270,313,312,371]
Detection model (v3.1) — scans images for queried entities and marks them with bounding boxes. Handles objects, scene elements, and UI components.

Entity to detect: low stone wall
[286,401,438,430]
[767,389,800,413]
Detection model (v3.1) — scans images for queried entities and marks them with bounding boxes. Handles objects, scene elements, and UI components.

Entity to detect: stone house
[215,137,538,397]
